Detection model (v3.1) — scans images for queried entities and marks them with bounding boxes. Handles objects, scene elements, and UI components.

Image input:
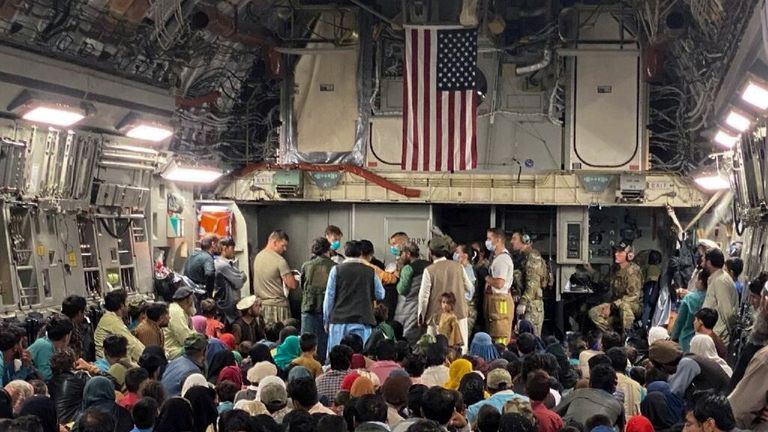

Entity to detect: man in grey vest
[323,241,385,359]
[394,242,430,344]
[418,236,474,354]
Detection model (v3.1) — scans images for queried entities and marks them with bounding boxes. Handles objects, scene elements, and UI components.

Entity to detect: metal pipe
[683,190,726,232]
[516,49,552,75]
[102,144,160,155]
[101,151,158,163]
[98,161,155,171]
[273,46,357,55]
[93,213,146,219]
[557,48,640,56]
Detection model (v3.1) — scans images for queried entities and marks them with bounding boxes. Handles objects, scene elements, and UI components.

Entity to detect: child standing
[201,299,224,339]
[438,292,464,350]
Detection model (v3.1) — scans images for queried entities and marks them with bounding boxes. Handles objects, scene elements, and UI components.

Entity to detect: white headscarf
[690,334,732,377]
[648,326,670,346]
[180,373,210,397]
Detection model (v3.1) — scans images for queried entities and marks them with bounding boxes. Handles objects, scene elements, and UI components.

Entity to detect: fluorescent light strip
[162,165,223,183]
[742,81,768,110]
[713,130,739,149]
[125,124,174,142]
[694,175,730,191]
[725,111,752,132]
[22,106,85,127]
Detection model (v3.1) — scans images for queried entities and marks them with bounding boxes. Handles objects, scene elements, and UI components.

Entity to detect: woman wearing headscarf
[207,350,236,384]
[191,316,207,334]
[154,397,195,432]
[641,380,683,431]
[4,380,33,416]
[219,334,237,351]
[249,344,276,365]
[181,373,210,398]
[545,343,578,390]
[626,415,656,432]
[444,359,473,390]
[517,320,546,351]
[218,365,243,388]
[73,376,133,432]
[184,386,219,432]
[469,332,499,362]
[689,334,732,376]
[19,396,65,432]
[648,327,670,346]
[274,335,301,371]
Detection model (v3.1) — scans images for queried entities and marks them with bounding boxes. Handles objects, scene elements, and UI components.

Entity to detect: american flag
[402,26,478,171]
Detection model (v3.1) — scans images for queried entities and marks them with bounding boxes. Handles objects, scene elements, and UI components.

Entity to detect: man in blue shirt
[161,333,208,396]
[323,241,385,359]
[28,315,74,381]
[0,322,32,386]
[466,369,530,424]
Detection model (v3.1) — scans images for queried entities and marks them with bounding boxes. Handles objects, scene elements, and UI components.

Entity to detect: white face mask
[453,253,460,261]
[485,239,494,251]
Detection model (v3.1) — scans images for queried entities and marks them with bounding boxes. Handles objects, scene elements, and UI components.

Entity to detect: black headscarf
[153,397,195,432]
[185,385,219,432]
[249,343,276,365]
[642,391,678,431]
[19,396,58,432]
[0,389,12,419]
[545,343,578,389]
[207,350,236,382]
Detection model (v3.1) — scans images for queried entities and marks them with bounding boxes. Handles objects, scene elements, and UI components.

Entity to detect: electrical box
[272,170,304,198]
[557,206,589,264]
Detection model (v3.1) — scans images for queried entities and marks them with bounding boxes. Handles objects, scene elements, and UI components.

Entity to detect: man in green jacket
[300,237,335,364]
[94,289,145,363]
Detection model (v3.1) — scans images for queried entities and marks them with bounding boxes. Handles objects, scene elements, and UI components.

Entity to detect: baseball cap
[487,368,512,391]
[259,381,288,407]
[428,236,452,254]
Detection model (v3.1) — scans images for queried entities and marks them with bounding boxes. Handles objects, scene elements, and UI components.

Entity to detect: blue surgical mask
[452,253,460,261]
[390,246,400,256]
[485,240,494,251]
[330,240,341,251]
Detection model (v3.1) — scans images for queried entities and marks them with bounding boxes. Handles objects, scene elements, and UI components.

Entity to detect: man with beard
[165,285,197,360]
[728,281,768,431]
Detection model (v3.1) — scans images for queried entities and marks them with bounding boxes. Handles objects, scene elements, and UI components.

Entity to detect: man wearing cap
[161,333,208,397]
[588,240,643,333]
[184,234,219,298]
[418,236,474,354]
[253,230,297,324]
[214,236,248,326]
[164,285,197,360]
[232,295,266,345]
[323,241,385,359]
[511,230,548,336]
[260,379,291,423]
[466,368,529,425]
[648,339,730,403]
[394,242,430,344]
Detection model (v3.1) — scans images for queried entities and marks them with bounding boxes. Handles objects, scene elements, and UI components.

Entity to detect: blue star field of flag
[436,28,478,91]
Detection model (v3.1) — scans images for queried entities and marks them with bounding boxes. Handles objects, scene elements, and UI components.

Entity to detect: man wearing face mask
[214,236,248,326]
[389,232,410,264]
[300,237,335,363]
[325,225,345,264]
[164,285,197,360]
[484,228,515,344]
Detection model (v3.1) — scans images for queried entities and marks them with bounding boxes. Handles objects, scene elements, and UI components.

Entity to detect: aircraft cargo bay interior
[0,1,764,432]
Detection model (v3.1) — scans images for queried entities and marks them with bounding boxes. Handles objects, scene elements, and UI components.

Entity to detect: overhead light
[713,129,740,149]
[739,60,768,111]
[7,90,90,127]
[724,108,752,132]
[117,112,174,142]
[741,81,768,110]
[694,174,730,191]
[161,160,223,184]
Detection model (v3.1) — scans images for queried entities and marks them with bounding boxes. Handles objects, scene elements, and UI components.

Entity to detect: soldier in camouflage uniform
[588,240,643,333]
[510,232,548,336]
